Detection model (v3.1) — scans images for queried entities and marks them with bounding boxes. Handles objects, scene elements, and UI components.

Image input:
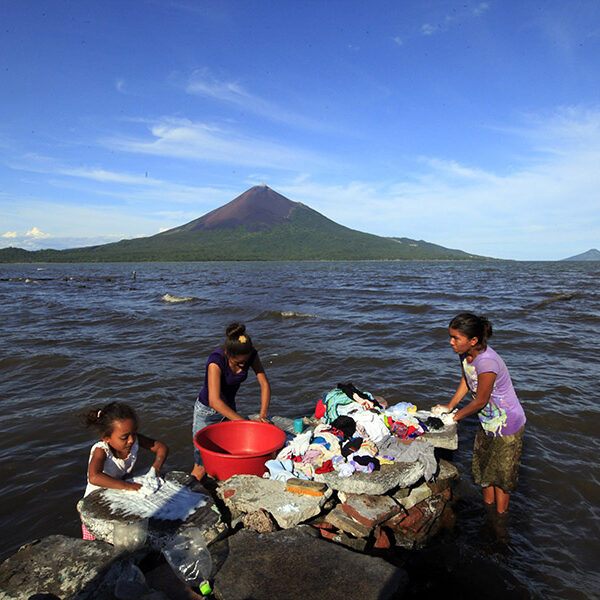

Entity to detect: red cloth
[315,459,334,474]
[314,399,326,420]
[81,523,96,540]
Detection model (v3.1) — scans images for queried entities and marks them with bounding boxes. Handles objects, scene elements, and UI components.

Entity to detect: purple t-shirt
[460,345,526,436]
[198,348,257,409]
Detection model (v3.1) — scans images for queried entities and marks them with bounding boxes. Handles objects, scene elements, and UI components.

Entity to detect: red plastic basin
[193,420,287,481]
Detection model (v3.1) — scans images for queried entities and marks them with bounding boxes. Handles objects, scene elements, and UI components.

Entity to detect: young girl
[191,323,271,481]
[436,313,526,514]
[80,402,168,538]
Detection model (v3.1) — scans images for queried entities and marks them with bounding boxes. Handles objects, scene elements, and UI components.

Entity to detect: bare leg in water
[483,485,510,513]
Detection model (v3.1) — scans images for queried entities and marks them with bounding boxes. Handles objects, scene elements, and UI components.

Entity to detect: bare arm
[138,434,169,475]
[435,375,469,414]
[87,446,141,491]
[207,362,244,420]
[252,354,271,422]
[453,371,496,422]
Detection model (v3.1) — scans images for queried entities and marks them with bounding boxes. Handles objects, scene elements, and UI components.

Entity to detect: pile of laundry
[266,383,453,484]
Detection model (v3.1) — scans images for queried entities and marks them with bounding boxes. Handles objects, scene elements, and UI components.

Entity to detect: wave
[160,293,199,304]
[262,310,317,320]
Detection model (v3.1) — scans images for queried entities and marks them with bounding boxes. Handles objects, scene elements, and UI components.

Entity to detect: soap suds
[101,473,207,520]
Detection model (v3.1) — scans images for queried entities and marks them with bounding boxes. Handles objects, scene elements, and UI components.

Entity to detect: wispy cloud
[2,231,17,238]
[7,154,237,206]
[420,2,490,36]
[59,167,159,185]
[472,2,490,17]
[185,69,328,131]
[106,117,328,170]
[275,106,600,259]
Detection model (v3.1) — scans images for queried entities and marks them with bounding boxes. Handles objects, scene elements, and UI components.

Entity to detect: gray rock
[114,563,152,599]
[315,460,424,495]
[324,504,373,538]
[211,526,408,600]
[394,482,432,510]
[341,493,403,527]
[420,423,458,450]
[0,535,128,600]
[78,471,226,551]
[437,457,460,480]
[216,475,332,529]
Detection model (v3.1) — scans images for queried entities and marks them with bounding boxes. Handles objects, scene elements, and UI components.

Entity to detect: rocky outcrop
[0,535,128,600]
[210,526,408,600]
[0,418,460,599]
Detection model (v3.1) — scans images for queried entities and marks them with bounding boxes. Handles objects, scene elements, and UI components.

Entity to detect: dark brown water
[1,261,598,599]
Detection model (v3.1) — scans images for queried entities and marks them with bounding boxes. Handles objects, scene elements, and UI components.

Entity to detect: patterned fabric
[472,424,525,492]
[319,386,380,424]
[81,523,96,540]
[460,345,526,436]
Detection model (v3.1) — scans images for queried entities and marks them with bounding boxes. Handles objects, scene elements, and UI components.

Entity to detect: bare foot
[190,464,206,481]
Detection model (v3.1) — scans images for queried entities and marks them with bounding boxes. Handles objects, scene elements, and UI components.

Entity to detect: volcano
[163,185,298,233]
[0,185,488,262]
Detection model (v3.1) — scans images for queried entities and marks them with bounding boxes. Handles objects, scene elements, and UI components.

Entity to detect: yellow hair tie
[238,335,247,343]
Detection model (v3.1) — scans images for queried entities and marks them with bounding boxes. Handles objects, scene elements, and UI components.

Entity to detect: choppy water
[0,261,598,599]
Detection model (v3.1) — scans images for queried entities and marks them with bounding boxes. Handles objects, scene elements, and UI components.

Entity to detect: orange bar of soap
[286,478,328,496]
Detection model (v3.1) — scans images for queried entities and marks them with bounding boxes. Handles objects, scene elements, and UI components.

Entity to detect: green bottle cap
[199,580,212,596]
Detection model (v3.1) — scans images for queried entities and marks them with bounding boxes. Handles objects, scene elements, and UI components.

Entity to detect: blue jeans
[192,399,226,465]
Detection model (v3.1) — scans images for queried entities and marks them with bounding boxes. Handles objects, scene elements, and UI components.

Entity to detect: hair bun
[226,322,246,339]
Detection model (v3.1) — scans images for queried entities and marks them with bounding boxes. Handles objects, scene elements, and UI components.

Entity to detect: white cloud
[2,231,17,238]
[420,2,490,36]
[26,227,51,239]
[273,106,600,259]
[106,117,328,170]
[392,36,404,46]
[185,70,330,131]
[59,167,159,185]
[7,155,236,207]
[472,2,490,17]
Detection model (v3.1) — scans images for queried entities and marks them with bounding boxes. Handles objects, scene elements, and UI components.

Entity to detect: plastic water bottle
[163,527,213,595]
[112,518,148,553]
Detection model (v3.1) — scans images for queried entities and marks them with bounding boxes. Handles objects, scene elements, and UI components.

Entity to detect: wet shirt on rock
[460,345,526,436]
[198,348,257,410]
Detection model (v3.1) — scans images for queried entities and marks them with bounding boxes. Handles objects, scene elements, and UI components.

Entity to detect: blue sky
[1,0,599,260]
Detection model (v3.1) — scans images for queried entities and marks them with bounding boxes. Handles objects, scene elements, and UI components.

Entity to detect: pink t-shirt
[460,346,526,436]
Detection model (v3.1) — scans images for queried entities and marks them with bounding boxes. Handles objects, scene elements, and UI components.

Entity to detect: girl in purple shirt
[436,313,526,514]
[191,322,271,481]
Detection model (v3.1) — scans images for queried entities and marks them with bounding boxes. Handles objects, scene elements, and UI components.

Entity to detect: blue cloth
[197,348,257,409]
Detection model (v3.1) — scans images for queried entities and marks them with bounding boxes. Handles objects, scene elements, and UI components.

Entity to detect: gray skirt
[472,424,525,493]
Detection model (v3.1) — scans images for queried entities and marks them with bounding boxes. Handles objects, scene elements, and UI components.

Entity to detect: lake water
[0,261,598,599]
